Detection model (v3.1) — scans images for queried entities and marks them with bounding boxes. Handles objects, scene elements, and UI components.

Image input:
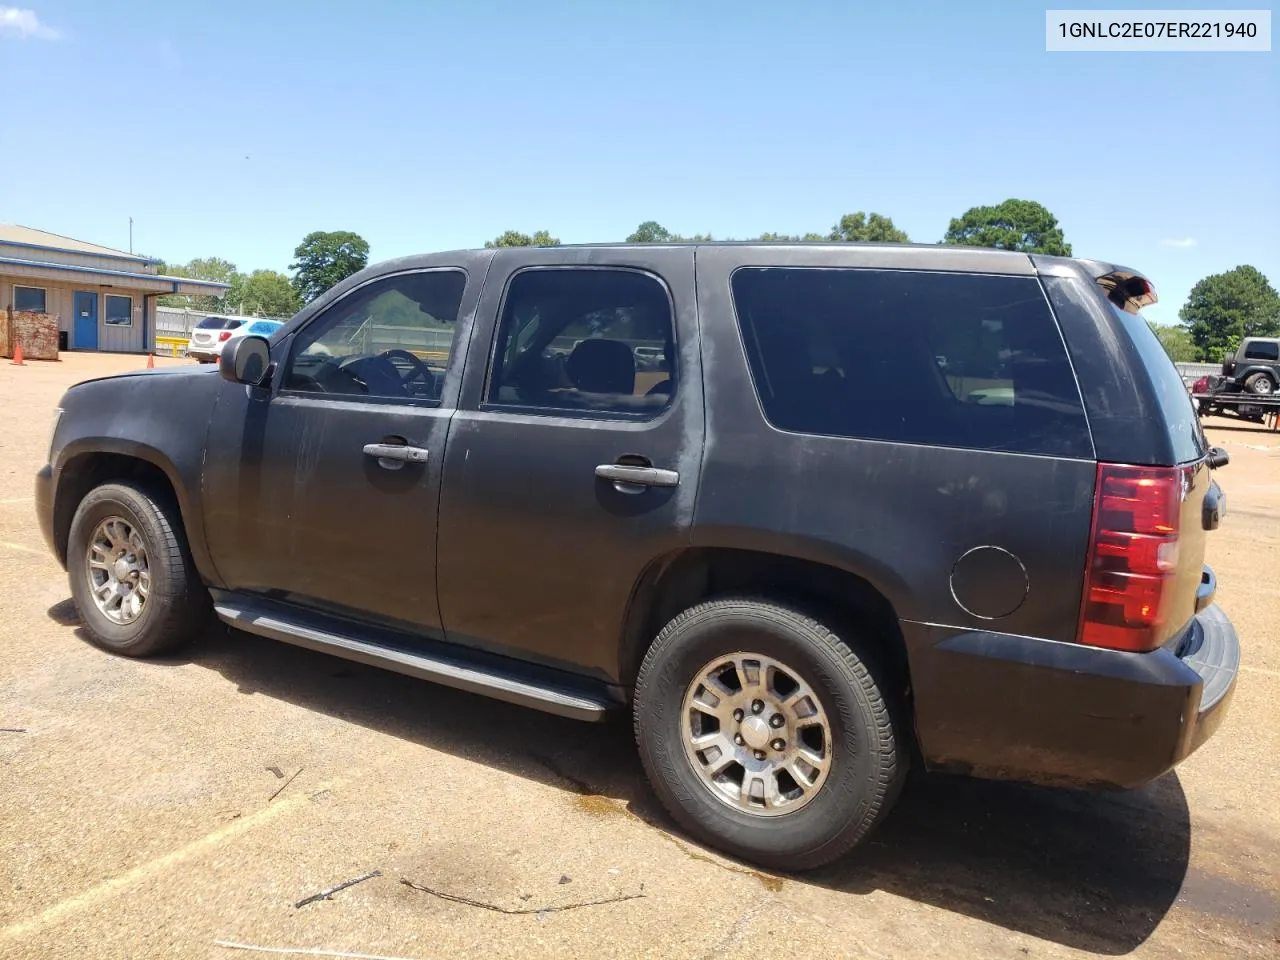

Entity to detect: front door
[436,247,704,682]
[73,292,97,349]
[201,261,486,637]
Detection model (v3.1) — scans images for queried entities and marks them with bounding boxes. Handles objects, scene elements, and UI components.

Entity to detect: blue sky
[1,1,1275,324]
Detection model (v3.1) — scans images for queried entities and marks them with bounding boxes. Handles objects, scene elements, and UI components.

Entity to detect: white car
[187,317,283,363]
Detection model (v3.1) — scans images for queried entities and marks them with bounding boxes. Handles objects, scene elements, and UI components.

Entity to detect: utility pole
[129,217,133,254]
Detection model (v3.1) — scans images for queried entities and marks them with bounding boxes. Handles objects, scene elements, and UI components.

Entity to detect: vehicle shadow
[49,601,1190,954]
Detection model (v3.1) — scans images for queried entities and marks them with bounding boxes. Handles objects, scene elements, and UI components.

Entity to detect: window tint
[487,268,675,416]
[1107,303,1206,464]
[13,286,46,313]
[731,268,1092,457]
[285,270,466,402]
[1244,340,1279,361]
[196,316,228,330]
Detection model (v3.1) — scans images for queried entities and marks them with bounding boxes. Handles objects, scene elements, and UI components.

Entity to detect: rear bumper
[905,603,1240,789]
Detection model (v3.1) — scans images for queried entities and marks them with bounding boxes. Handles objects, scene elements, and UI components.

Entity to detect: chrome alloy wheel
[85,517,151,625]
[681,652,833,816]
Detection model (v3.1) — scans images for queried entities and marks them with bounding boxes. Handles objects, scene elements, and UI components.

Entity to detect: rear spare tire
[67,481,209,657]
[633,597,905,871]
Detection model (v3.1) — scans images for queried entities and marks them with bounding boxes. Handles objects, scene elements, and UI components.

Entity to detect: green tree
[1179,265,1280,361]
[484,229,561,248]
[238,269,302,318]
[757,231,826,242]
[1146,321,1198,363]
[290,231,370,304]
[828,212,910,243]
[942,199,1071,256]
[158,256,242,311]
[626,221,673,243]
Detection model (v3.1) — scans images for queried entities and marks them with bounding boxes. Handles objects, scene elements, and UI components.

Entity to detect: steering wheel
[380,349,437,397]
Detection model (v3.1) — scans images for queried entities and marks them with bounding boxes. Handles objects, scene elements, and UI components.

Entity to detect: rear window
[730,268,1092,457]
[1244,340,1280,361]
[196,316,228,330]
[1107,303,1206,464]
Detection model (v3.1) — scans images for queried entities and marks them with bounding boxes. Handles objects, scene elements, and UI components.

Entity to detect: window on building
[13,286,47,313]
[285,269,466,402]
[730,267,1092,458]
[105,295,132,326]
[487,268,676,417]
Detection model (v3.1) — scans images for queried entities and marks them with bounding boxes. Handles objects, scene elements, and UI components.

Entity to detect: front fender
[48,369,225,586]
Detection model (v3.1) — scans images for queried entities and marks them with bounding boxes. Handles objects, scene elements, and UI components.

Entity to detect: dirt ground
[1,352,1277,960]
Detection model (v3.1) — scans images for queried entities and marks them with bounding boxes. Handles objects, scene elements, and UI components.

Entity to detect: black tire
[67,481,209,657]
[633,597,905,871]
[1244,373,1276,396]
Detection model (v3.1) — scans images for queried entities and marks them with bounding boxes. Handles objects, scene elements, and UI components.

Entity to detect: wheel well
[53,454,178,565]
[618,548,911,705]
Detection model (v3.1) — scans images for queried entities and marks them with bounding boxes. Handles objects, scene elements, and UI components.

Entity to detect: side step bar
[212,596,613,722]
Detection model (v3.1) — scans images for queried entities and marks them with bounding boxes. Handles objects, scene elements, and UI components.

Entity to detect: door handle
[595,463,680,488]
[363,443,429,464]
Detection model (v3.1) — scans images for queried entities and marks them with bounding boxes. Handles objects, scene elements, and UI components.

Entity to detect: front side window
[731,267,1092,458]
[105,295,132,326]
[487,268,676,416]
[285,269,466,402]
[13,286,46,313]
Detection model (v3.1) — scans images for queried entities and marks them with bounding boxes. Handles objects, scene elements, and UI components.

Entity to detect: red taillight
[1078,464,1184,653]
[218,331,233,342]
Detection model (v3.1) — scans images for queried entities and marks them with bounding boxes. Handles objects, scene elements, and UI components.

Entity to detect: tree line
[157,201,1277,364]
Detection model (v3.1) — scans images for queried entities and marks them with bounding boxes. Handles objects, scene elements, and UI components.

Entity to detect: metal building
[0,224,230,353]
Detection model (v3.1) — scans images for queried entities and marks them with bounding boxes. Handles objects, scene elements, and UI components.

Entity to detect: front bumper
[34,463,59,564]
[905,602,1240,789]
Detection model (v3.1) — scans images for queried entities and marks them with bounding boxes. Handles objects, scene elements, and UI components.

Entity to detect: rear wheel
[633,597,905,871]
[67,482,209,657]
[1245,373,1276,395]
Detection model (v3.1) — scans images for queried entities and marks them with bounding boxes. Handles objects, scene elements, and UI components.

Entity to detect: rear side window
[1244,340,1280,361]
[730,268,1092,457]
[486,268,675,417]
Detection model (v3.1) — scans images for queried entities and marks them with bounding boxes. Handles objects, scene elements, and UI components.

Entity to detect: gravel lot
[1,353,1277,960]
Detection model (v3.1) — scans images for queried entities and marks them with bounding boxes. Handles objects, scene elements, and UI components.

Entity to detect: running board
[212,596,613,722]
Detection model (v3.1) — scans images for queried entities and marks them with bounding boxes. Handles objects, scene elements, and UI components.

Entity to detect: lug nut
[769,714,785,728]
[734,734,744,745]
[753,750,766,761]
[772,739,786,751]
[732,708,744,722]
[751,699,764,714]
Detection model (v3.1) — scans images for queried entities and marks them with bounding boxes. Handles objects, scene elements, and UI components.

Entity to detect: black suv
[35,244,1240,871]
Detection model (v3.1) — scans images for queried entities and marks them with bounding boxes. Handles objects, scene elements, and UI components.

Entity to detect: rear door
[435,246,703,682]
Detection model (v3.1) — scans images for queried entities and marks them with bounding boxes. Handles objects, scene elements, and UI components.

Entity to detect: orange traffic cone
[10,343,23,366]
[146,353,155,369]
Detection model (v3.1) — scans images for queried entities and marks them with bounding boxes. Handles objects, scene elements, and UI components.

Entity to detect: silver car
[187,316,246,363]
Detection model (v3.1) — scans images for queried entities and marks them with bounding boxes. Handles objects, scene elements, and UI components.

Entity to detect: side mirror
[219,335,272,386]
[1207,446,1229,469]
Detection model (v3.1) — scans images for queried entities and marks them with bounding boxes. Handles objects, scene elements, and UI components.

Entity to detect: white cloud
[1159,237,1198,249]
[0,7,61,40]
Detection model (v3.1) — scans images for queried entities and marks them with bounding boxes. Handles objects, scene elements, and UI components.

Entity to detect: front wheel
[67,482,209,657]
[633,598,905,871]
